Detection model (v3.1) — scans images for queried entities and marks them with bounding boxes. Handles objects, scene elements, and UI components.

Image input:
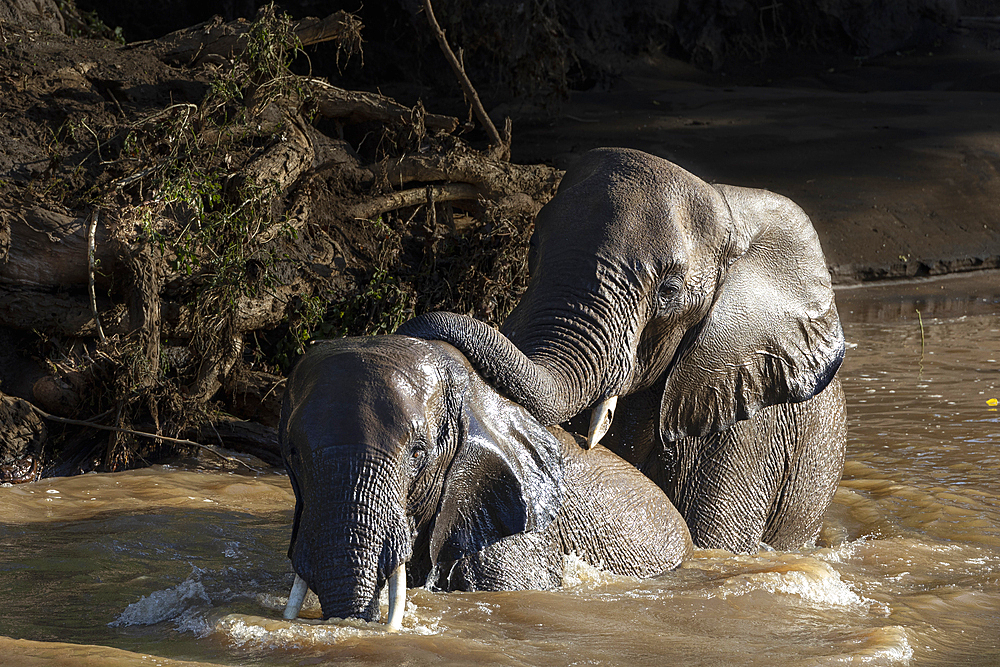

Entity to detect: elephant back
[550,428,692,577]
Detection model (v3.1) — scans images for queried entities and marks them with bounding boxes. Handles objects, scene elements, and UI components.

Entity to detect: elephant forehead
[540,162,725,267]
[290,382,419,450]
[288,349,447,449]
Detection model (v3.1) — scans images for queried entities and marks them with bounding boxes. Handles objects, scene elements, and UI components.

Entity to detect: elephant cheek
[631,317,690,392]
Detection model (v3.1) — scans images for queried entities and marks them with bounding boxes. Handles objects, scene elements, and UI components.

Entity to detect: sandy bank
[512,46,1000,285]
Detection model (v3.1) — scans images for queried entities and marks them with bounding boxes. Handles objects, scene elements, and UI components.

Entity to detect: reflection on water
[1,271,998,666]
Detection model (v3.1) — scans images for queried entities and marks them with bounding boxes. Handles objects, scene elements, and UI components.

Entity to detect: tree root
[0,4,564,474]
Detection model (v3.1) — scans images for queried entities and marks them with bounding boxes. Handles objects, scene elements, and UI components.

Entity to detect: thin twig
[111,166,159,190]
[79,120,105,162]
[29,403,266,473]
[87,210,107,343]
[421,0,510,159]
[134,102,198,128]
[916,308,925,377]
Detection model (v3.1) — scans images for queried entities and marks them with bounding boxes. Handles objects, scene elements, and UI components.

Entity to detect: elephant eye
[410,444,427,466]
[657,276,683,311]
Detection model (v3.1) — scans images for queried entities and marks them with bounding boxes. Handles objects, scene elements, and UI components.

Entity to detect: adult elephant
[397,147,847,554]
[280,335,691,628]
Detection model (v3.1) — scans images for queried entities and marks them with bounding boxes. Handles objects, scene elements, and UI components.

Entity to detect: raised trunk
[396,311,607,426]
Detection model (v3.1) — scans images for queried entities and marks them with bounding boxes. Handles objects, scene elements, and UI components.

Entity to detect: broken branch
[346,183,481,220]
[421,0,509,158]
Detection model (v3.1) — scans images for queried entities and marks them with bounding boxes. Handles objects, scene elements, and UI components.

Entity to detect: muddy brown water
[0,271,998,666]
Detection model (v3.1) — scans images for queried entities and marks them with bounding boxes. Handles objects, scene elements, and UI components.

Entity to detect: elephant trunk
[287,456,411,624]
[396,311,609,427]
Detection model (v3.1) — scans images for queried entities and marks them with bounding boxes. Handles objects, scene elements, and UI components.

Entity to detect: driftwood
[139,8,363,66]
[0,4,565,476]
[382,149,562,209]
[311,81,460,133]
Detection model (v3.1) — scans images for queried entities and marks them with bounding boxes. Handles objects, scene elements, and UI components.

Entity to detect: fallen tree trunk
[0,207,119,289]
[346,183,482,221]
[139,8,363,66]
[311,81,460,134]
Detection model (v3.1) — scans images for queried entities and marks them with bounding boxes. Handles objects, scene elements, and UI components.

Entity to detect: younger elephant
[280,335,691,628]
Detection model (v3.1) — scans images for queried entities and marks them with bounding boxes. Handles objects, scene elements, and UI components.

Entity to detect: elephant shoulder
[431,530,564,592]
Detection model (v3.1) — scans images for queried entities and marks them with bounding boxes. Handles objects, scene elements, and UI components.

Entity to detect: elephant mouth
[283,563,408,630]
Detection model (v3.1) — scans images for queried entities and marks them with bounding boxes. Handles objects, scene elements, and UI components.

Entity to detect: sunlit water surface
[1,272,998,666]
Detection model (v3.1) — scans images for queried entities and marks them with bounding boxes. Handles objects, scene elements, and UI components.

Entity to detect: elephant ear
[430,356,565,564]
[659,184,845,441]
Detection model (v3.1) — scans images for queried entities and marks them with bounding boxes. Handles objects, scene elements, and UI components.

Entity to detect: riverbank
[509,39,1000,285]
[1,6,997,479]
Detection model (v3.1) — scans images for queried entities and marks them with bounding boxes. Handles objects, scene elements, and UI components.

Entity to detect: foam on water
[110,568,443,648]
[560,553,640,590]
[215,613,385,648]
[110,569,211,628]
[714,565,864,607]
[685,552,878,610]
[214,592,445,648]
[817,626,914,666]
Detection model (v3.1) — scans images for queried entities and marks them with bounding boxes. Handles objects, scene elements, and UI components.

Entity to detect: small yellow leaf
[988,398,999,407]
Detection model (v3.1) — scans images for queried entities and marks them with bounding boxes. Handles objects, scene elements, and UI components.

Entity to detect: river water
[1,271,998,666]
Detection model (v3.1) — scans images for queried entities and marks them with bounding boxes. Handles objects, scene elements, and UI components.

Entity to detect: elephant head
[397,147,844,446]
[279,336,563,627]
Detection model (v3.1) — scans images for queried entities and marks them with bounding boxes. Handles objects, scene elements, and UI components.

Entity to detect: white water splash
[110,570,210,627]
[561,553,638,590]
[715,564,865,608]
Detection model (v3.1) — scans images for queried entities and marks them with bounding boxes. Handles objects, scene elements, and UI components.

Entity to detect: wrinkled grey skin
[280,335,691,622]
[397,147,847,553]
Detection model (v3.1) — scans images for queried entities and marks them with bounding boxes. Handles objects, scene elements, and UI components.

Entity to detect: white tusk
[283,574,308,620]
[586,395,618,449]
[385,563,407,631]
